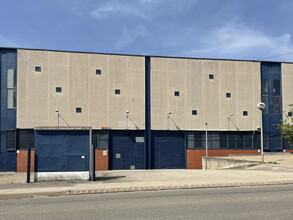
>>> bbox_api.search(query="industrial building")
[0,47,293,176]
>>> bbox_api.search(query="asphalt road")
[1,185,293,220]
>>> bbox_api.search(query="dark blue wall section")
[261,62,282,151]
[152,131,186,169]
[109,130,145,170]
[0,48,17,171]
[0,152,16,171]
[145,56,151,169]
[35,130,89,172]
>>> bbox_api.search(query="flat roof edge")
[1,46,293,64]
[34,126,92,130]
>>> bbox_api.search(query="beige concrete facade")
[282,63,293,122]
[17,49,145,129]
[151,58,262,131]
[17,49,293,132]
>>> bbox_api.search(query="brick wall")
[16,150,35,172]
[95,150,108,170]
[187,149,259,169]
[17,150,108,172]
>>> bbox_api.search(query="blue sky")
[1,0,293,61]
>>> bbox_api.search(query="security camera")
[256,126,261,131]
[55,109,59,113]
[230,113,234,116]
[126,111,129,114]
[257,102,266,110]
[168,111,172,114]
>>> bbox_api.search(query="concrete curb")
[1,180,293,200]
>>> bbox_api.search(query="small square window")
[192,110,197,115]
[174,91,180,96]
[76,107,82,113]
[115,89,120,95]
[35,66,41,72]
[288,112,292,117]
[226,93,231,98]
[243,111,248,116]
[96,69,101,75]
[56,87,62,93]
[209,74,214,79]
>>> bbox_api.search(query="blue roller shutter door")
[152,131,186,169]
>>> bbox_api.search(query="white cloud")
[89,1,152,21]
[114,25,151,50]
[55,1,293,62]
[89,0,198,21]
[57,0,91,15]
[179,20,293,61]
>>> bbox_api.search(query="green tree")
[278,104,293,145]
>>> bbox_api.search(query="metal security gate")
[109,130,145,170]
[35,129,89,172]
[152,131,186,169]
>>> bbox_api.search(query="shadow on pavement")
[95,176,126,181]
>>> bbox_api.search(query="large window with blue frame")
[284,139,293,149]
[92,130,108,149]
[7,69,17,109]
[17,129,35,149]
[187,131,261,149]
[6,130,16,151]
[6,129,35,151]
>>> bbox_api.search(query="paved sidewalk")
[1,167,293,200]
[227,152,293,167]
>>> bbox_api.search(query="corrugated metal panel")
[152,131,186,169]
[35,130,89,172]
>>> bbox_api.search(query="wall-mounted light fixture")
[55,109,60,127]
[228,113,234,131]
[54,109,70,127]
[167,111,172,129]
[126,111,129,130]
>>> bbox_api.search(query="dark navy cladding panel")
[0,49,17,171]
[109,130,145,170]
[35,130,89,172]
[261,62,282,152]
[145,56,151,169]
[0,49,17,156]
[35,130,65,172]
[68,156,86,170]
[0,152,16,171]
[152,131,186,169]
[6,110,17,129]
[66,131,89,171]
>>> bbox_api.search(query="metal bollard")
[26,147,31,183]
[91,145,95,181]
